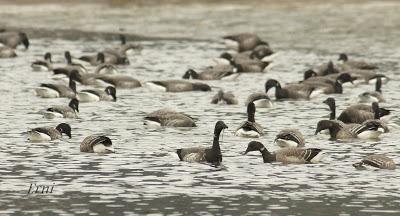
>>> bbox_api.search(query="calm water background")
[0,1,400,215]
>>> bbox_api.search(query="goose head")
[338,53,348,62]
[337,73,354,84]
[243,141,265,154]
[105,86,117,101]
[69,98,79,113]
[56,123,72,138]
[44,52,52,62]
[265,79,280,93]
[97,52,105,64]
[182,69,196,79]
[315,120,340,135]
[64,51,72,64]
[323,97,336,111]
[220,52,233,62]
[303,69,317,80]
[214,120,228,136]
[69,70,82,82]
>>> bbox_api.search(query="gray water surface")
[1,1,400,215]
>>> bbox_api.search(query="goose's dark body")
[339,53,378,70]
[337,102,387,124]
[176,121,228,165]
[96,75,141,89]
[146,80,211,92]
[223,33,268,52]
[211,90,238,105]
[145,109,196,127]
[183,66,235,80]
[266,79,314,100]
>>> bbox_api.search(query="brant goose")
[243,141,323,164]
[28,123,71,142]
[80,135,115,153]
[176,121,228,165]
[235,102,263,138]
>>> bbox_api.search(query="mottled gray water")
[1,1,400,215]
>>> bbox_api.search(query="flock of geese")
[0,30,396,170]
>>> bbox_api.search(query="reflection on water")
[1,1,400,215]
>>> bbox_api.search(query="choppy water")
[1,1,400,215]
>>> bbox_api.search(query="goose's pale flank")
[31,52,53,71]
[275,129,305,148]
[339,53,378,70]
[0,31,29,49]
[144,108,196,128]
[44,98,79,119]
[28,123,71,142]
[182,66,235,80]
[94,53,118,74]
[77,86,117,102]
[246,81,273,108]
[265,79,315,100]
[211,90,238,105]
[96,74,141,89]
[223,33,268,52]
[353,155,396,170]
[235,102,263,138]
[176,121,228,165]
[358,78,384,103]
[315,119,388,140]
[0,46,17,58]
[145,80,211,92]
[243,141,323,164]
[80,135,114,153]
